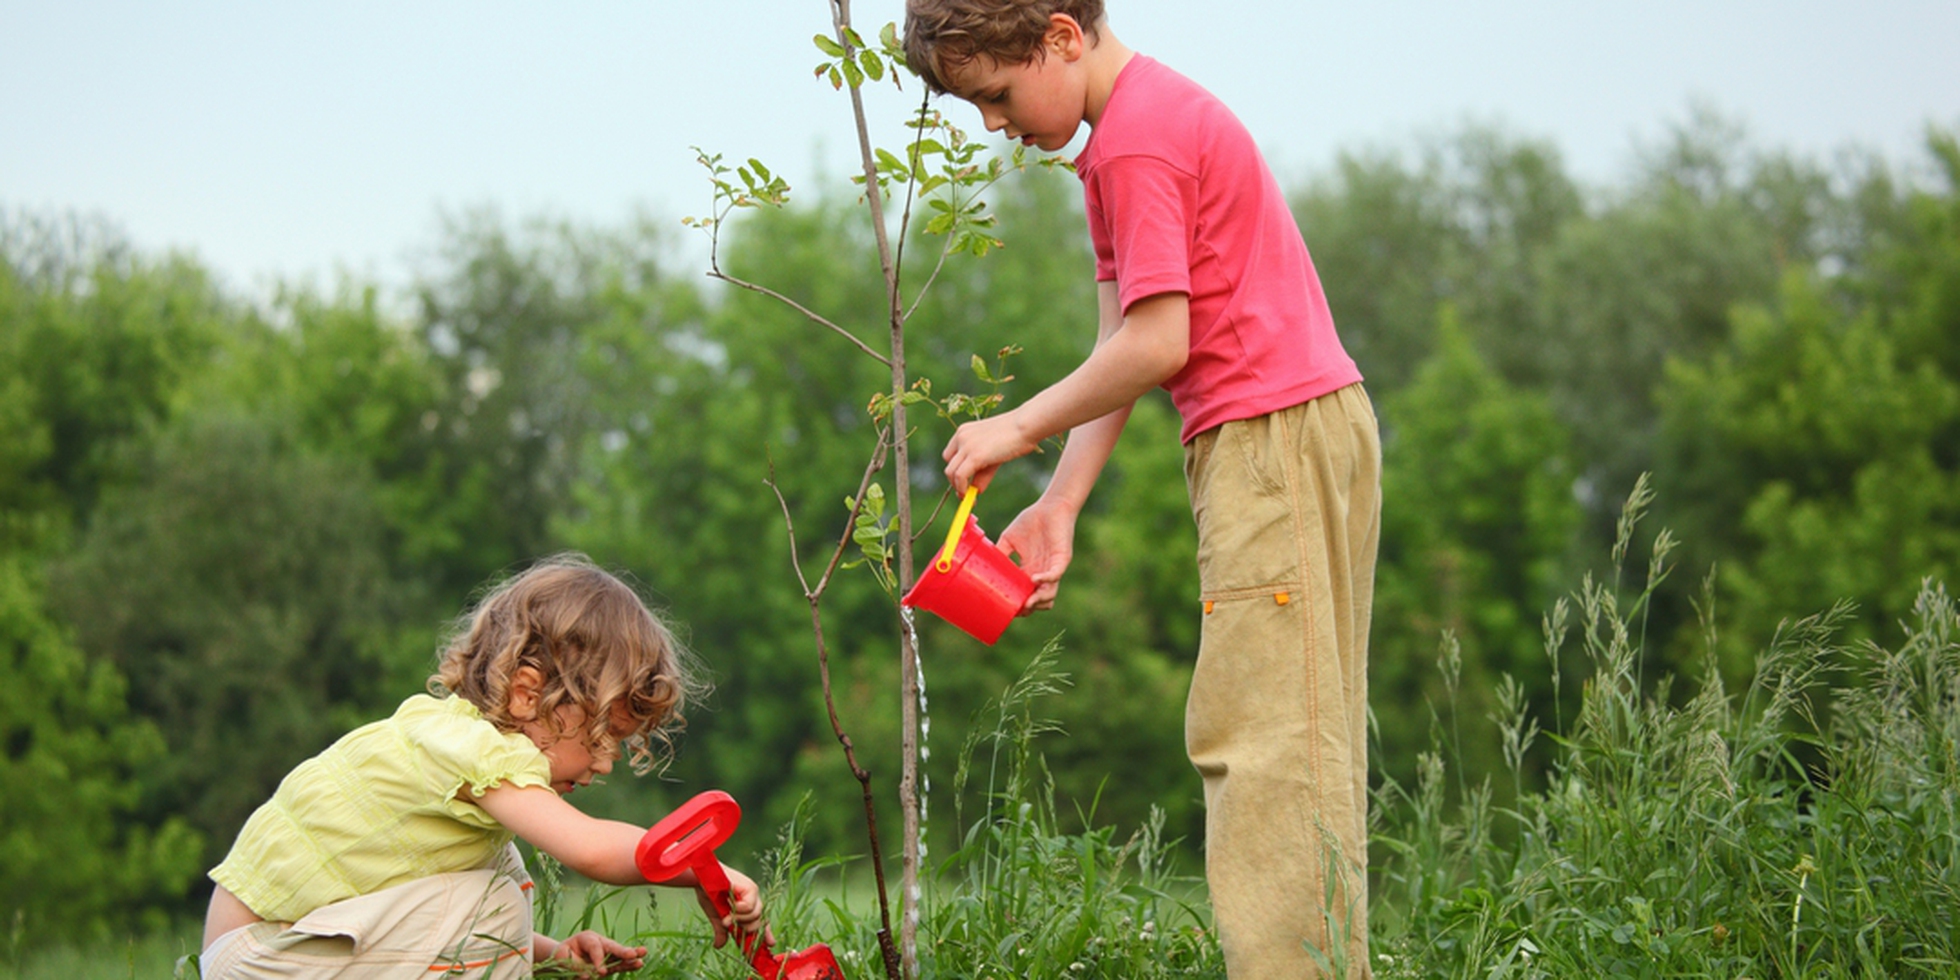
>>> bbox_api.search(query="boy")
[904,2,1380,977]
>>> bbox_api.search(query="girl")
[201,554,766,978]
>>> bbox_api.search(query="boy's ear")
[1044,12,1086,60]
[508,666,544,722]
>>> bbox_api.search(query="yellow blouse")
[210,694,551,923]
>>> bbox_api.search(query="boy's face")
[946,47,1086,153]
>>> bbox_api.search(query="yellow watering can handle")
[935,486,979,573]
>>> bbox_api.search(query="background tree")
[50,411,404,867]
[0,555,203,944]
[1657,130,1960,680]
[0,214,222,542]
[1371,310,1581,789]
[558,196,897,856]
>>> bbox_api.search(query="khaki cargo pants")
[1183,384,1379,979]
[199,844,536,979]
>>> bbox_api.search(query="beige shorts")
[200,844,535,979]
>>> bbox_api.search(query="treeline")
[3,113,1955,945]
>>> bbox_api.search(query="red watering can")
[636,790,847,980]
[900,486,1035,645]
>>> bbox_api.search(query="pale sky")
[4,1,1957,296]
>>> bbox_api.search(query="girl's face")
[524,701,635,796]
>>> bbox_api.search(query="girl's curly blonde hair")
[429,554,703,775]
[903,0,1105,95]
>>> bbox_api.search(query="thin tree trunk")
[826,2,921,977]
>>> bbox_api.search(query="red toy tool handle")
[636,790,741,914]
[636,791,783,976]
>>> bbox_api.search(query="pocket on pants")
[1187,586,1310,766]
[1186,417,1300,596]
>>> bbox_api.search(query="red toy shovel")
[636,790,847,980]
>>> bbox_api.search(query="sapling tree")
[684,3,1059,977]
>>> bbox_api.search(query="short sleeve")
[1082,153,1196,312]
[400,697,552,825]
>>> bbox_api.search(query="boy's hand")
[544,930,646,976]
[696,864,774,951]
[943,410,1038,494]
[998,499,1078,612]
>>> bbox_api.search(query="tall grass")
[525,637,1222,979]
[914,638,1221,978]
[24,484,1960,978]
[1371,479,1960,978]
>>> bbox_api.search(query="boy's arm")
[942,286,1187,494]
[982,283,1168,608]
[1041,282,1138,507]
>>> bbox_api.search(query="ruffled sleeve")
[397,696,552,828]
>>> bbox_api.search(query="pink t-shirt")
[1077,55,1360,442]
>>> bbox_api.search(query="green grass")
[1367,480,1960,978]
[11,927,201,980]
[23,483,1960,978]
[524,636,1221,980]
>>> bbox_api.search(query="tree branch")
[707,270,892,367]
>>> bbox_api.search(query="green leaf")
[812,34,846,57]
[860,50,885,82]
[971,354,996,384]
[875,148,910,179]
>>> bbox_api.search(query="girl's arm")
[474,782,647,884]
[474,782,767,943]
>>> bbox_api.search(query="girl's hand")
[696,864,773,950]
[543,930,646,976]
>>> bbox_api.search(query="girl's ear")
[508,666,545,722]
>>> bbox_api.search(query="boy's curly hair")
[429,553,704,775]
[904,0,1104,95]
